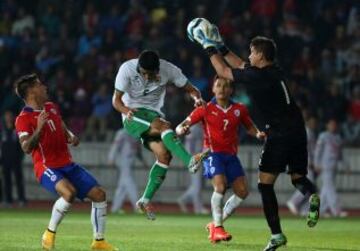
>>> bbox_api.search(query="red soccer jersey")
[15,102,72,180]
[188,99,253,155]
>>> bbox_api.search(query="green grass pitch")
[0,210,359,251]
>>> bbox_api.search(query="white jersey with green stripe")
[115,58,188,116]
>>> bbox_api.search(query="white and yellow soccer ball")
[186,17,212,42]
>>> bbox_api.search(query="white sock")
[91,201,107,240]
[211,192,224,227]
[48,197,72,232]
[223,194,243,222]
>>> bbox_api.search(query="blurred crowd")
[0,0,360,145]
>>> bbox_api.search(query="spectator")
[314,119,348,217]
[0,110,26,207]
[84,84,112,141]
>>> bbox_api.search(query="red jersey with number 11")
[187,99,253,155]
[15,102,72,180]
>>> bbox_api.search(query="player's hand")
[194,97,206,107]
[193,28,218,49]
[176,124,191,136]
[37,110,49,130]
[208,24,224,49]
[256,131,267,140]
[69,135,80,147]
[125,108,138,121]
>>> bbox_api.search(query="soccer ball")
[187,18,212,42]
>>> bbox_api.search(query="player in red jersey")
[176,76,266,243]
[14,74,118,251]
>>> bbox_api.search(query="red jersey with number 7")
[187,98,253,155]
[15,102,72,181]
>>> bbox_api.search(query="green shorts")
[123,108,162,148]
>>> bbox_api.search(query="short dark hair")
[138,50,160,71]
[250,36,277,62]
[14,73,39,99]
[213,74,233,86]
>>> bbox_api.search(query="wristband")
[218,45,230,56]
[205,46,217,57]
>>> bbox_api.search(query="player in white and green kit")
[112,50,208,220]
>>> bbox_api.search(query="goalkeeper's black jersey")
[232,64,305,134]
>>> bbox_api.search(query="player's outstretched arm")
[209,53,235,82]
[223,50,246,69]
[208,24,245,69]
[182,82,205,107]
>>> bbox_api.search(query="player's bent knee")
[159,123,171,132]
[214,185,226,194]
[237,189,249,199]
[62,189,77,202]
[158,152,172,164]
[91,187,106,202]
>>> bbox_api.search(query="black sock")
[258,183,282,234]
[291,176,317,196]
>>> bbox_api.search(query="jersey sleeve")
[15,115,33,139]
[187,106,206,125]
[114,62,131,92]
[239,105,253,129]
[162,60,188,88]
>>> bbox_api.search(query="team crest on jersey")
[234,109,240,117]
[50,174,57,182]
[133,76,143,87]
[50,108,57,114]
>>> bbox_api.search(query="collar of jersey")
[23,106,43,113]
[210,97,234,105]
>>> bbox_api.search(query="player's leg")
[259,137,290,250]
[288,136,319,227]
[148,118,208,172]
[136,141,171,220]
[65,163,118,251]
[208,174,232,243]
[223,177,248,222]
[223,156,248,222]
[259,171,287,251]
[203,154,231,243]
[40,168,76,251]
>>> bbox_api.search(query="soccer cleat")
[307,194,320,227]
[136,200,156,220]
[41,229,55,250]
[188,149,210,173]
[205,222,215,240]
[263,233,287,251]
[210,226,232,243]
[91,239,119,251]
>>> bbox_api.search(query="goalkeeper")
[189,21,320,251]
[112,50,209,220]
